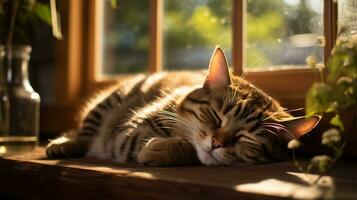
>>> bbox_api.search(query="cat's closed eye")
[209,108,221,129]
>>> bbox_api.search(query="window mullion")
[232,0,244,76]
[149,0,163,73]
[324,0,338,64]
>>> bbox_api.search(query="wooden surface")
[0,148,356,200]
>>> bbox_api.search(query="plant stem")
[319,68,324,83]
[292,150,305,173]
[7,0,20,50]
[312,142,345,185]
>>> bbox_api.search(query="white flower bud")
[316,36,326,47]
[311,155,332,171]
[311,155,331,165]
[322,128,341,145]
[315,63,324,71]
[306,55,317,67]
[288,139,300,149]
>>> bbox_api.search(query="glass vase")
[0,45,40,156]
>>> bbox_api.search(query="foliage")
[290,31,357,185]
[103,0,323,73]
[306,32,357,130]
[288,128,344,184]
[0,0,61,48]
[246,0,322,69]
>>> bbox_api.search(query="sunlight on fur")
[46,47,321,166]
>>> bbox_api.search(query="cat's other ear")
[204,46,232,90]
[276,115,321,139]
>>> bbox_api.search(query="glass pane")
[245,0,324,71]
[338,0,357,36]
[101,0,150,74]
[164,0,232,70]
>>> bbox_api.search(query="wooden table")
[0,148,356,200]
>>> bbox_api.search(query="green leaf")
[34,3,51,25]
[109,0,118,9]
[330,114,345,132]
[305,83,335,115]
[326,102,338,113]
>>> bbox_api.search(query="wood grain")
[232,0,244,76]
[149,0,163,73]
[0,148,356,200]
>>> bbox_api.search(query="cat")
[46,47,320,166]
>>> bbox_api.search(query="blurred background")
[102,0,324,74]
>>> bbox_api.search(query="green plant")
[0,0,62,50]
[306,33,357,128]
[288,31,357,184]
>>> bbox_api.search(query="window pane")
[338,0,357,36]
[101,0,149,74]
[245,0,324,71]
[163,0,232,70]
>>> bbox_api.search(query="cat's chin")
[196,148,220,165]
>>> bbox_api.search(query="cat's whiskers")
[262,122,291,134]
[235,58,258,89]
[260,128,281,138]
[261,122,286,128]
[262,108,304,122]
[155,119,194,133]
[155,121,194,138]
[156,116,198,133]
[159,110,202,131]
[231,84,241,104]
[155,111,203,138]
[227,87,236,105]
[260,122,293,139]
[233,57,264,100]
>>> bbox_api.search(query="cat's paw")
[46,137,86,158]
[138,137,199,166]
[138,138,172,166]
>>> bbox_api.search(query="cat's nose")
[212,137,223,149]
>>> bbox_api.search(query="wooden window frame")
[85,0,338,107]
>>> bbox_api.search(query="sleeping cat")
[46,47,320,166]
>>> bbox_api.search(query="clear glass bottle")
[0,45,40,156]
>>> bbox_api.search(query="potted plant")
[0,0,61,156]
[306,30,357,155]
[288,30,357,183]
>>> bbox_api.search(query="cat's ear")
[276,115,321,138]
[204,46,232,90]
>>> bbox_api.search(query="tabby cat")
[46,47,320,166]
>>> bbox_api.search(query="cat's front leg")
[138,137,200,166]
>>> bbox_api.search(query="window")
[101,0,150,74]
[87,0,338,105]
[97,0,333,77]
[163,0,232,70]
[245,0,324,71]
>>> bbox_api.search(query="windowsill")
[0,148,356,199]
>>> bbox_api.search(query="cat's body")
[46,47,320,166]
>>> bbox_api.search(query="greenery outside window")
[99,0,329,76]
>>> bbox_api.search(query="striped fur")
[46,47,319,166]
